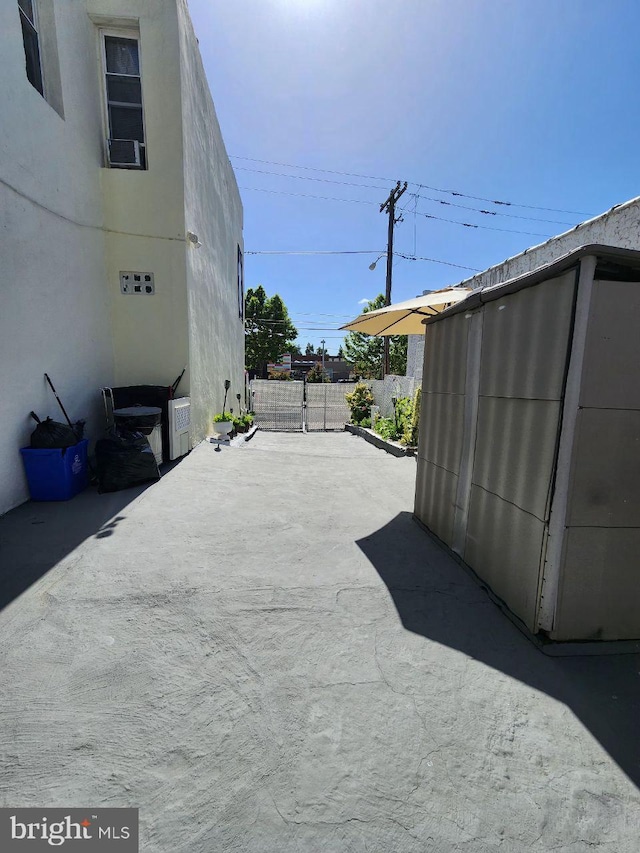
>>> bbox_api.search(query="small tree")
[345,382,374,424]
[304,342,315,355]
[306,363,330,383]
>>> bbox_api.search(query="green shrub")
[345,382,374,424]
[374,416,399,441]
[401,386,421,447]
[359,416,371,428]
[213,412,234,422]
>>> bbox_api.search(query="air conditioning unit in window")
[108,138,141,168]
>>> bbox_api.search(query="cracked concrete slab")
[0,431,639,851]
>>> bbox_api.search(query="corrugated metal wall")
[554,279,640,640]
[464,273,576,630]
[415,312,469,546]
[415,272,577,632]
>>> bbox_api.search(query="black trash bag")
[30,417,79,449]
[95,429,160,493]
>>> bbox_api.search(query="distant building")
[1,0,244,513]
[290,353,354,382]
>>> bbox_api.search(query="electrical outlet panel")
[120,271,155,295]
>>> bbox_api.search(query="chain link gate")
[250,380,357,431]
[250,380,304,431]
[305,382,356,431]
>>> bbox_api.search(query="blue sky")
[188,0,640,353]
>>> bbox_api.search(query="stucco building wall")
[0,0,114,514]
[0,0,243,514]
[177,0,244,439]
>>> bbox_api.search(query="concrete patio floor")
[0,431,639,852]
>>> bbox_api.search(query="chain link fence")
[306,382,357,431]
[249,376,418,431]
[250,380,304,431]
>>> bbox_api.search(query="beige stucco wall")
[91,0,191,389]
[1,0,243,514]
[177,0,244,439]
[0,0,114,514]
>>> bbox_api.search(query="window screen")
[104,35,146,168]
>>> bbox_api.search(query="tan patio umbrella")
[340,288,472,336]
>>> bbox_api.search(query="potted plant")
[213,411,234,438]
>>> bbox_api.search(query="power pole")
[380,181,407,377]
[320,338,326,371]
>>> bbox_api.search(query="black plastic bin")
[109,386,172,462]
[113,406,162,435]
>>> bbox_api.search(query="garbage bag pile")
[95,429,160,493]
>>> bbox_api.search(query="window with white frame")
[18,0,43,96]
[102,34,146,169]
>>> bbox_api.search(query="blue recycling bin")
[20,439,89,501]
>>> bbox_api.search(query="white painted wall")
[1,0,243,514]
[92,0,191,390]
[0,0,113,515]
[407,196,640,380]
[177,0,244,439]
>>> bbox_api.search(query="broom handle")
[44,373,74,430]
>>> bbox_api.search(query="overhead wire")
[236,165,576,226]
[239,185,553,238]
[245,248,480,271]
[231,155,595,217]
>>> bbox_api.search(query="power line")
[231,155,595,217]
[246,249,382,255]
[246,248,480,271]
[394,252,481,271]
[239,185,377,207]
[236,166,576,226]
[414,209,550,238]
[239,185,552,238]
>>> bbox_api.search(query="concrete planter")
[344,423,415,457]
[213,421,233,438]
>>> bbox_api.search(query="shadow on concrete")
[357,511,640,788]
[0,460,181,612]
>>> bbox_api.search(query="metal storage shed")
[414,244,640,643]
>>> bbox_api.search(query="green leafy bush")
[374,417,399,441]
[213,412,234,422]
[345,382,374,424]
[401,387,421,447]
